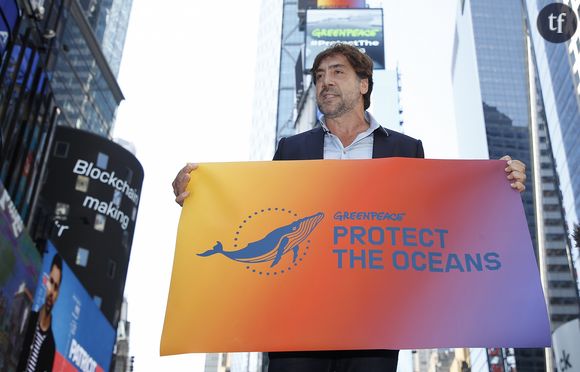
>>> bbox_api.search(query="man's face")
[44,265,62,314]
[315,54,368,118]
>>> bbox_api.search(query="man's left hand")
[500,155,526,193]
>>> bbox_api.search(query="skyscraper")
[77,0,134,77]
[525,0,580,285]
[451,0,579,370]
[0,0,133,229]
[249,0,283,160]
[0,0,139,329]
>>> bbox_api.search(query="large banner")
[305,8,385,70]
[0,182,42,372]
[161,159,550,355]
[19,242,116,372]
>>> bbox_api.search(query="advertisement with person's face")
[18,242,115,372]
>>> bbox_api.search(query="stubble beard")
[317,94,357,119]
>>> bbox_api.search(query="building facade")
[249,0,283,160]
[0,0,131,226]
[0,0,137,359]
[452,0,580,370]
[525,0,580,287]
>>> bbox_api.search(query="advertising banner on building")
[37,126,144,326]
[317,0,365,8]
[0,181,42,372]
[305,8,385,70]
[0,0,19,53]
[18,241,115,372]
[3,45,44,93]
[161,158,550,355]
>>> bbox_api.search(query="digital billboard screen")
[305,8,385,70]
[0,181,42,372]
[18,241,116,372]
[0,0,19,53]
[37,126,144,325]
[316,0,365,8]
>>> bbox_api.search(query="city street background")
[112,0,459,370]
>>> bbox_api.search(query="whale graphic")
[197,212,324,268]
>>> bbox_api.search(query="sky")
[112,0,459,370]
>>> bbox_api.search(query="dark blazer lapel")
[306,126,325,159]
[372,126,394,159]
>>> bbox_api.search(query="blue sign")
[0,0,20,53]
[28,242,115,371]
[0,181,42,372]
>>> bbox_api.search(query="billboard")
[316,0,365,8]
[0,0,19,53]
[36,126,144,325]
[18,241,115,372]
[2,45,44,93]
[305,8,385,70]
[0,181,42,372]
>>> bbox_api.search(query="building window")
[97,152,109,169]
[113,190,122,207]
[543,190,557,197]
[76,247,89,267]
[125,167,133,183]
[54,202,70,220]
[107,260,116,279]
[94,214,106,231]
[53,141,69,158]
[75,175,89,192]
[122,230,129,249]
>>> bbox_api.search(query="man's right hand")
[172,163,198,206]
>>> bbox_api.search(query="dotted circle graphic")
[235,208,311,276]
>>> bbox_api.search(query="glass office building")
[0,0,131,218]
[0,9,61,223]
[250,0,283,160]
[470,0,536,242]
[0,0,137,331]
[42,0,124,136]
[453,0,579,370]
[526,0,580,270]
[77,0,134,77]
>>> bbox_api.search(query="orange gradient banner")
[161,158,550,355]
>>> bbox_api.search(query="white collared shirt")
[320,112,380,160]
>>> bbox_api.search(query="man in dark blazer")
[172,44,527,372]
[272,119,424,161]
